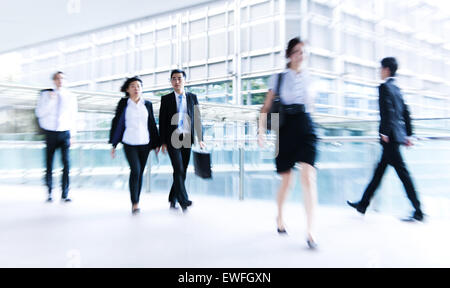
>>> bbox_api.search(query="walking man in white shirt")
[35,71,78,202]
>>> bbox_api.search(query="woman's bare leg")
[277,170,293,231]
[300,162,317,243]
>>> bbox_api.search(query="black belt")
[281,104,306,115]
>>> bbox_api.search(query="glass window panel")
[241,7,248,23]
[114,39,127,53]
[309,23,332,50]
[189,65,206,80]
[190,18,206,34]
[250,1,271,20]
[310,1,333,18]
[140,32,154,46]
[156,71,169,85]
[114,54,127,74]
[250,92,266,105]
[250,54,271,72]
[360,40,375,61]
[139,74,155,87]
[286,0,301,13]
[190,37,206,61]
[98,42,114,56]
[228,11,234,25]
[240,27,248,52]
[156,44,171,67]
[251,22,273,50]
[156,28,171,41]
[97,81,113,91]
[286,20,301,41]
[187,84,207,97]
[141,48,155,69]
[208,62,227,77]
[310,54,332,70]
[208,13,226,29]
[209,33,227,58]
[241,57,249,74]
[228,31,234,55]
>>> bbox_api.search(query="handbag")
[265,73,284,130]
[193,149,212,179]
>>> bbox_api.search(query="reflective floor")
[0,184,449,268]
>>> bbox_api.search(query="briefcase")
[193,150,212,179]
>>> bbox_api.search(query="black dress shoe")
[402,211,424,222]
[132,208,140,215]
[180,201,192,208]
[170,202,178,210]
[46,196,53,202]
[61,197,72,203]
[347,201,366,214]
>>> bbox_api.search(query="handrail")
[1,135,449,146]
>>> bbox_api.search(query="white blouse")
[122,98,150,145]
[268,68,315,112]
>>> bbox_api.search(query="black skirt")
[275,112,317,173]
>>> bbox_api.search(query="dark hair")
[52,71,64,80]
[381,57,398,77]
[120,76,143,97]
[285,37,304,58]
[170,69,186,79]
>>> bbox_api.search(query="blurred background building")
[0,0,449,217]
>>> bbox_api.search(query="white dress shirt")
[35,86,78,135]
[122,98,150,145]
[269,68,316,112]
[175,91,191,134]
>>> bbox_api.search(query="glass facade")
[1,0,448,119]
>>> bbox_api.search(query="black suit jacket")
[159,92,203,147]
[109,97,160,149]
[378,78,412,144]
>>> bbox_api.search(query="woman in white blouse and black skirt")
[109,76,160,214]
[259,37,318,249]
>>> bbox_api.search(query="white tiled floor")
[0,184,449,268]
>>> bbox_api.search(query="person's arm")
[70,93,78,142]
[148,102,161,154]
[379,84,395,142]
[109,99,126,158]
[403,102,412,137]
[257,90,276,148]
[258,74,278,137]
[258,90,275,134]
[403,100,413,146]
[35,90,54,119]
[159,96,168,153]
[192,94,204,147]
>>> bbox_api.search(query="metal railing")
[1,134,449,201]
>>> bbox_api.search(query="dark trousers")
[123,144,150,205]
[45,130,71,198]
[360,142,421,213]
[167,141,192,206]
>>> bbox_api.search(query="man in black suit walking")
[347,57,424,222]
[159,69,205,212]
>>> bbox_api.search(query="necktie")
[178,94,185,131]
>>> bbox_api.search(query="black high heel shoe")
[276,218,287,234]
[306,236,318,250]
[277,227,287,234]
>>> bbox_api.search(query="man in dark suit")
[159,69,205,212]
[347,57,424,222]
